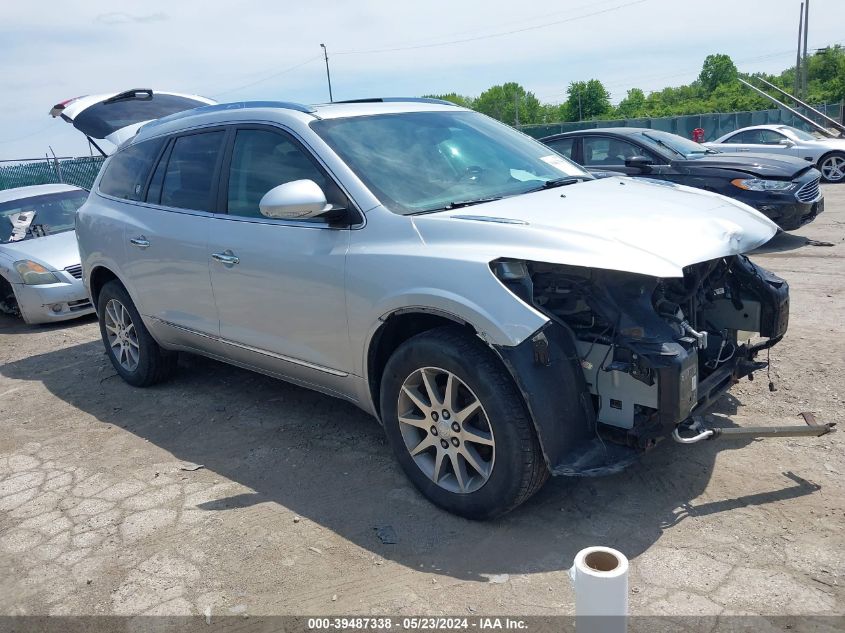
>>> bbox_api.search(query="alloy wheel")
[397,366,495,494]
[104,298,140,372]
[821,155,845,182]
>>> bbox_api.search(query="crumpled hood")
[684,152,812,177]
[0,230,81,272]
[412,177,777,278]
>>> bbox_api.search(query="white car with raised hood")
[67,97,827,518]
[706,124,845,183]
[0,184,94,324]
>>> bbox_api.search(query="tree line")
[426,46,845,127]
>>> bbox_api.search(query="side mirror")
[778,138,795,147]
[624,155,654,171]
[259,180,329,220]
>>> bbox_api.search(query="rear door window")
[723,131,751,144]
[159,131,225,212]
[545,137,575,160]
[98,138,164,201]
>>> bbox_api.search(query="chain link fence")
[0,156,105,192]
[518,103,844,140]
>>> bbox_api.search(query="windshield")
[311,111,590,215]
[780,126,817,141]
[636,130,716,158]
[0,190,87,244]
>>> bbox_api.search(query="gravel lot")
[1,185,843,621]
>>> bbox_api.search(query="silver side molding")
[153,318,348,377]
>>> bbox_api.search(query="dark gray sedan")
[541,128,824,230]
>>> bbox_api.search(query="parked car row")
[0,90,833,518]
[541,127,826,230]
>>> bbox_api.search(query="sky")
[1,0,843,160]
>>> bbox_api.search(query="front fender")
[347,257,550,377]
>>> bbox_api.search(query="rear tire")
[818,151,845,183]
[380,326,548,519]
[97,280,177,387]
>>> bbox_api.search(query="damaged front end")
[492,255,791,476]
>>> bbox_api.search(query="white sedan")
[706,124,845,183]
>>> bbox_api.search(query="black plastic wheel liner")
[494,321,640,477]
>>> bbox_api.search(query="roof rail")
[139,100,315,134]
[328,97,459,106]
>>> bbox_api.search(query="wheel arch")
[817,149,845,180]
[88,265,121,312]
[366,308,479,421]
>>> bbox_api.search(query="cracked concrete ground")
[0,185,843,622]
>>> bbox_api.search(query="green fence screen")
[0,157,106,192]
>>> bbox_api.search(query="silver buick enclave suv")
[76,98,792,518]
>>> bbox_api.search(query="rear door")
[50,89,216,153]
[207,125,353,381]
[115,129,226,345]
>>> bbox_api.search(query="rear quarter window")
[98,138,164,201]
[545,137,575,159]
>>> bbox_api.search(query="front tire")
[97,280,177,387]
[380,327,548,519]
[818,151,845,183]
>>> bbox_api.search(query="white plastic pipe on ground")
[570,546,629,633]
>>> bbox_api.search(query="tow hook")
[672,412,836,444]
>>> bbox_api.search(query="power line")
[334,0,649,56]
[347,0,628,52]
[0,123,56,145]
[208,56,321,99]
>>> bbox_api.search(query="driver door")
[207,125,353,383]
[723,129,798,157]
[581,136,664,175]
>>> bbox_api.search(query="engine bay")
[496,255,789,441]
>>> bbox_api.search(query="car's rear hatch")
[49,89,216,153]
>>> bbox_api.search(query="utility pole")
[514,92,520,127]
[578,88,583,122]
[801,0,810,98]
[794,1,804,98]
[320,43,333,103]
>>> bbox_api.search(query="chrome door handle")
[212,251,240,266]
[129,236,150,248]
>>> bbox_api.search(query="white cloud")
[1,0,843,158]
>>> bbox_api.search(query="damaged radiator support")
[493,254,831,477]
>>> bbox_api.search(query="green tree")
[565,79,611,121]
[806,45,845,103]
[424,93,476,108]
[698,54,739,93]
[616,88,647,118]
[474,82,542,126]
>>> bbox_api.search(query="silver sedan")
[0,184,95,324]
[706,124,845,183]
